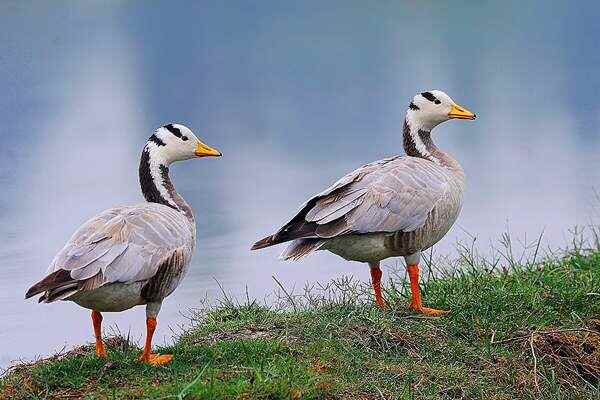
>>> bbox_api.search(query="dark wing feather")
[25,269,74,299]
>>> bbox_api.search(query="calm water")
[1,2,599,367]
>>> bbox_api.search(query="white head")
[406,90,476,131]
[145,123,221,165]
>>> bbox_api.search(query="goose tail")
[279,239,325,261]
[251,234,280,250]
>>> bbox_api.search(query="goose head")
[407,90,476,131]
[147,123,222,165]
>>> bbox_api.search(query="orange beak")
[194,141,222,157]
[448,104,476,120]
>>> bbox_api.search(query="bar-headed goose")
[252,90,475,315]
[26,124,221,365]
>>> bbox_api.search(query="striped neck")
[139,146,194,221]
[402,118,462,172]
[403,118,439,162]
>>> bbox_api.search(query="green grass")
[1,250,599,399]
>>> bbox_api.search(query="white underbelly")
[324,233,394,263]
[68,282,145,312]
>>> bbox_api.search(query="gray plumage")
[270,155,464,263]
[35,204,195,310]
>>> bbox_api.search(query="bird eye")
[182,136,188,141]
[434,99,441,105]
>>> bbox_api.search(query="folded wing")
[252,156,453,248]
[26,204,193,302]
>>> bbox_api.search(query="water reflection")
[1,2,598,367]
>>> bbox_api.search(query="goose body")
[46,203,195,313]
[253,90,475,314]
[26,123,221,364]
[279,153,465,263]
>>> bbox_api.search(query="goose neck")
[139,147,194,221]
[403,119,440,161]
[402,118,462,174]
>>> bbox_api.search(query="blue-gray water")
[1,2,598,367]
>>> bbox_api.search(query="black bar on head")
[164,124,183,138]
[421,92,440,104]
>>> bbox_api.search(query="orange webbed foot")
[140,353,173,365]
[91,310,107,358]
[95,343,107,358]
[409,304,449,316]
[406,264,449,317]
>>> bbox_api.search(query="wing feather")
[34,203,194,298]
[270,156,459,241]
[69,243,129,281]
[307,188,367,224]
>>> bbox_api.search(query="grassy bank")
[1,250,599,399]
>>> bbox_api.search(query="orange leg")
[407,264,449,316]
[369,263,386,309]
[91,310,107,358]
[139,317,173,365]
